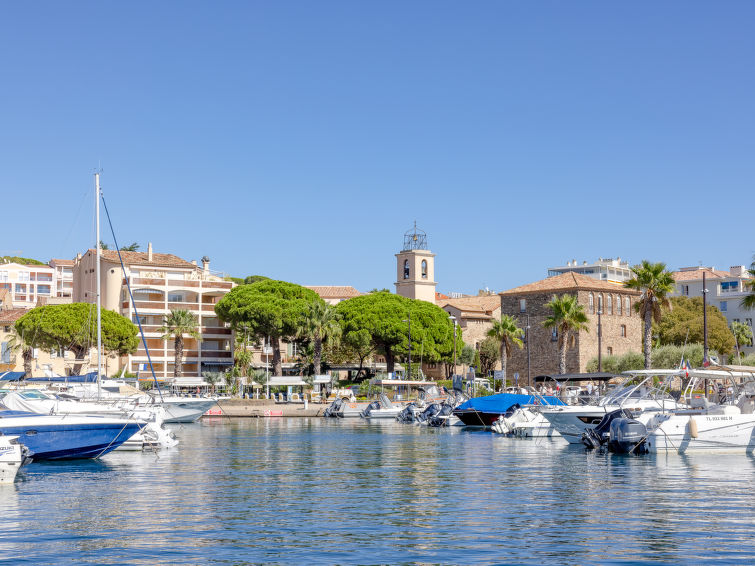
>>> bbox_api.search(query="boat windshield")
[601,374,677,407]
[18,389,55,400]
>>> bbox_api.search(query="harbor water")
[2,418,754,565]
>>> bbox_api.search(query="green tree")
[160,309,201,378]
[731,321,753,358]
[297,300,341,375]
[0,256,45,266]
[742,257,755,311]
[15,303,138,374]
[486,315,524,383]
[335,292,457,374]
[119,242,140,251]
[5,328,34,375]
[202,371,220,393]
[99,240,109,250]
[624,260,676,369]
[214,280,321,376]
[478,336,500,377]
[329,329,374,378]
[243,275,271,285]
[655,296,735,356]
[542,294,589,374]
[460,345,476,370]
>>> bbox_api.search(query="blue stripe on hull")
[0,423,141,460]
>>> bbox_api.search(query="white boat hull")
[645,413,755,453]
[0,437,26,483]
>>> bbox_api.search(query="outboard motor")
[323,397,343,418]
[608,417,649,454]
[427,404,454,427]
[582,409,633,450]
[361,401,381,418]
[396,403,418,423]
[415,403,441,425]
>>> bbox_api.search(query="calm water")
[2,418,755,565]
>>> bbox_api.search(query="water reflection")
[4,419,755,564]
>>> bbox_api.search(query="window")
[597,294,603,313]
[681,285,689,296]
[589,293,594,314]
[15,283,25,294]
[0,271,8,282]
[519,299,526,313]
[721,281,739,292]
[18,272,29,282]
[421,260,427,279]
[616,295,622,316]
[607,347,613,356]
[607,295,613,315]
[625,297,630,316]
[746,318,753,327]
[168,293,184,302]
[37,285,51,295]
[403,260,410,279]
[551,328,558,342]
[720,301,727,312]
[621,325,626,337]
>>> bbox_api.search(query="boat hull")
[453,409,501,427]
[0,414,141,460]
[646,413,755,453]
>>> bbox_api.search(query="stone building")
[395,223,436,304]
[438,295,502,374]
[499,272,642,383]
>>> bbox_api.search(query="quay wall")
[208,399,328,418]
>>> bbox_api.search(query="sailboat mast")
[95,172,102,399]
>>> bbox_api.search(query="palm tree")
[6,329,33,375]
[543,294,589,375]
[202,371,220,394]
[486,315,524,385]
[624,260,675,369]
[742,257,755,311]
[731,321,753,359]
[160,309,201,378]
[297,301,341,375]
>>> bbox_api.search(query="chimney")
[730,265,745,277]
[148,242,153,262]
[191,260,197,266]
[202,255,210,275]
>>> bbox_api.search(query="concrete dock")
[207,398,329,418]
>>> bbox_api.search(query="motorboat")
[607,367,755,454]
[491,406,561,438]
[361,394,403,419]
[453,392,564,427]
[0,389,179,451]
[0,410,142,460]
[539,370,686,444]
[323,397,370,418]
[0,435,30,483]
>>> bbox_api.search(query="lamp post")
[597,310,603,372]
[403,313,412,379]
[449,314,457,377]
[526,314,531,387]
[703,271,709,364]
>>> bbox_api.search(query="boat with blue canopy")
[453,392,565,427]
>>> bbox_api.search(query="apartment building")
[73,244,235,384]
[547,257,632,283]
[0,261,56,308]
[49,258,74,298]
[671,265,754,355]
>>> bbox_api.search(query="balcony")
[202,326,232,335]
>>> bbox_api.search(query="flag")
[702,356,711,368]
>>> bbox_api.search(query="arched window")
[421,260,427,279]
[589,293,594,314]
[616,295,622,315]
[607,294,613,315]
[598,294,603,313]
[625,297,631,316]
[403,260,410,279]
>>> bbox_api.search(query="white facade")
[0,262,56,308]
[548,257,632,283]
[672,266,754,355]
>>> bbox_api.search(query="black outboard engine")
[361,400,380,418]
[582,409,633,450]
[608,417,649,454]
[396,403,417,423]
[427,404,454,427]
[415,403,441,424]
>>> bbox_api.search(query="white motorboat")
[539,370,687,444]
[0,435,29,483]
[361,394,403,419]
[491,407,561,438]
[609,367,755,454]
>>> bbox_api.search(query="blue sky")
[2,2,753,294]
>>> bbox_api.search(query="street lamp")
[597,310,603,373]
[449,314,457,377]
[402,313,411,379]
[526,314,531,387]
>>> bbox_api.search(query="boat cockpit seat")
[688,394,711,410]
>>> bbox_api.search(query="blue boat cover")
[26,371,99,383]
[0,371,26,381]
[456,393,565,413]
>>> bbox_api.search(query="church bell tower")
[395,222,436,304]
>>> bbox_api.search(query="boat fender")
[688,416,698,439]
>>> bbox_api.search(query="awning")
[265,375,307,386]
[534,372,619,383]
[0,371,25,382]
[26,371,98,383]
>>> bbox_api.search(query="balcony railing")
[202,327,232,335]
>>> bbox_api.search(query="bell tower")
[395,222,436,304]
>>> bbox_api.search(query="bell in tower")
[395,221,436,304]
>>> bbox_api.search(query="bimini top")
[0,372,26,382]
[26,371,99,383]
[456,393,564,414]
[535,372,619,383]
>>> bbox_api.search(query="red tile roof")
[500,272,639,295]
[439,296,501,314]
[672,268,734,281]
[89,249,196,269]
[0,308,29,324]
[50,259,75,266]
[305,286,362,299]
